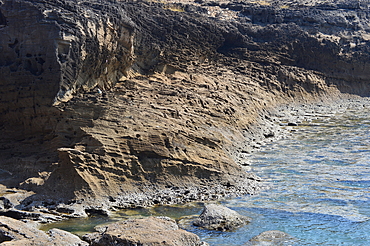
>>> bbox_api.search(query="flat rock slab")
[193,204,251,231]
[0,215,88,246]
[83,216,208,246]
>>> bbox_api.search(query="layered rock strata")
[0,0,369,213]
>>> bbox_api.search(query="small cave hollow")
[0,10,7,27]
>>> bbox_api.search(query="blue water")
[206,106,370,245]
[43,104,370,245]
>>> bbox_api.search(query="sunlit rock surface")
[0,0,369,211]
[83,216,208,246]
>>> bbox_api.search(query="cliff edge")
[0,0,369,211]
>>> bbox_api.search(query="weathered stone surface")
[0,215,88,245]
[193,204,251,231]
[0,215,49,243]
[0,0,370,212]
[243,230,297,246]
[83,216,208,246]
[47,228,89,246]
[0,208,64,223]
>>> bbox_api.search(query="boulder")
[243,230,297,246]
[47,228,89,246]
[83,216,208,246]
[0,215,49,243]
[193,204,251,231]
[0,215,88,246]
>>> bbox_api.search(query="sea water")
[42,103,370,245]
[209,104,370,245]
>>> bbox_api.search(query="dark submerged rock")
[243,230,297,246]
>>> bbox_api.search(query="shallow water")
[216,104,370,245]
[42,102,370,245]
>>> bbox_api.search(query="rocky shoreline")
[1,0,370,244]
[0,96,369,245]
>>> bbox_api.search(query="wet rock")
[83,216,208,246]
[243,230,297,246]
[193,204,251,231]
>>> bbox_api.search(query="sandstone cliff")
[0,0,369,211]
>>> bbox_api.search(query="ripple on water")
[223,104,370,244]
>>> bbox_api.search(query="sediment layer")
[0,0,369,213]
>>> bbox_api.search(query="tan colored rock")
[1,0,370,211]
[83,216,207,246]
[0,216,49,242]
[0,216,87,246]
[47,228,89,246]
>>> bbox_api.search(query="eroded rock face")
[193,204,251,231]
[0,0,135,203]
[83,216,208,246]
[0,0,135,150]
[0,0,370,210]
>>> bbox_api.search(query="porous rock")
[193,204,251,231]
[1,0,370,211]
[83,216,208,246]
